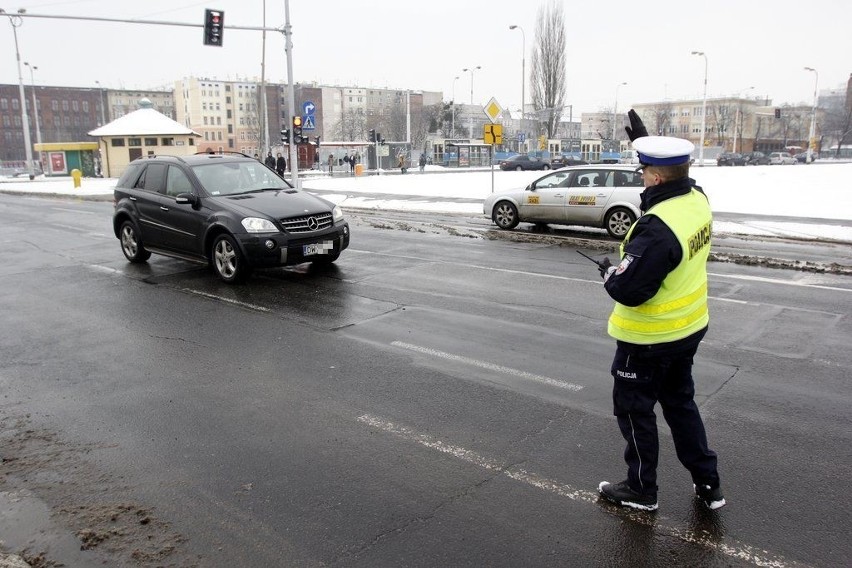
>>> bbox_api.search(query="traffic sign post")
[482,98,503,194]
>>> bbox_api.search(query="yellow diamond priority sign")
[483,97,503,123]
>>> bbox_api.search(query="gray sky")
[1,0,849,116]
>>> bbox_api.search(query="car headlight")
[241,217,278,233]
[332,205,344,222]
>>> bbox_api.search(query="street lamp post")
[509,25,525,150]
[691,51,708,166]
[462,66,480,139]
[2,8,35,179]
[804,66,818,164]
[451,75,459,138]
[612,81,627,144]
[24,62,42,169]
[95,80,107,125]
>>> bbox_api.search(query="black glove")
[624,109,648,142]
[598,257,613,278]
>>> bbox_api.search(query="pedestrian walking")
[276,153,286,176]
[264,151,275,169]
[419,153,427,172]
[596,109,725,513]
[328,154,334,174]
[398,152,407,174]
[349,152,356,174]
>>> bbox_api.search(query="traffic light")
[368,128,376,142]
[203,9,224,46]
[292,116,303,140]
[280,128,290,143]
[774,108,781,119]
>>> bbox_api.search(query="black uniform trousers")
[610,327,719,496]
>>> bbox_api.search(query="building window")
[217,117,221,125]
[82,101,89,113]
[128,137,142,146]
[161,138,174,146]
[52,100,58,111]
[145,137,158,146]
[72,101,79,112]
[64,116,71,126]
[228,138,234,148]
[0,98,6,110]
[2,116,9,127]
[204,117,209,125]
[62,100,69,111]
[217,132,222,141]
[12,98,19,110]
[111,138,126,147]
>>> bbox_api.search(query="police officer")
[597,110,725,512]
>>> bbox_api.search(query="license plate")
[303,242,332,256]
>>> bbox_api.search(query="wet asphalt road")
[0,193,850,567]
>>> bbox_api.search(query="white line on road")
[391,341,583,392]
[357,413,794,568]
[51,207,95,215]
[182,289,272,312]
[708,272,852,293]
[350,248,849,294]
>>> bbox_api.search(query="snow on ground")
[2,163,850,242]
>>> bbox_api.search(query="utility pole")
[283,0,299,188]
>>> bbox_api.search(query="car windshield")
[191,161,292,196]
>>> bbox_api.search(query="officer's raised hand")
[625,109,648,142]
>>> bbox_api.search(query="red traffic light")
[203,9,224,47]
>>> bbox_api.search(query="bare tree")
[530,0,567,139]
[643,102,673,136]
[334,107,365,141]
[823,75,852,156]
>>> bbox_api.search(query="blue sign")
[518,133,526,143]
[302,114,316,131]
[302,101,316,116]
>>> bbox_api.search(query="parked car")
[483,165,645,239]
[551,155,589,168]
[619,150,639,164]
[716,152,747,166]
[794,151,818,163]
[768,152,796,165]
[498,154,552,171]
[113,153,350,283]
[742,151,770,165]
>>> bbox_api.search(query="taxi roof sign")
[483,97,503,123]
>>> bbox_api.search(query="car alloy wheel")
[212,234,249,283]
[605,207,635,239]
[119,220,151,263]
[515,166,523,171]
[493,201,519,230]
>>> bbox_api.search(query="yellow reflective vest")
[608,189,712,345]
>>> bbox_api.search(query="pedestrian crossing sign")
[303,115,316,131]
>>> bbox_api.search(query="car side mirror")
[175,193,198,206]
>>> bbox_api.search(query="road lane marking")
[357,414,795,568]
[51,207,95,215]
[708,272,852,293]
[182,289,272,312]
[350,248,850,294]
[391,341,583,392]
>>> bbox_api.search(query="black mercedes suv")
[112,153,349,283]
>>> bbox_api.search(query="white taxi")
[483,165,645,239]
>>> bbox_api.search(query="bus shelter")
[444,143,492,168]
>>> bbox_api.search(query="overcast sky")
[1,0,849,116]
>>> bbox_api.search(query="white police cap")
[633,136,695,166]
